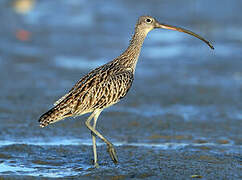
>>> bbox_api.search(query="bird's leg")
[91,111,101,168]
[86,112,98,167]
[85,109,118,164]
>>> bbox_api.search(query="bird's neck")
[116,29,147,71]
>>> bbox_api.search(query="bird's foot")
[94,162,99,168]
[107,145,118,163]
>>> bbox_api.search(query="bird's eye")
[146,18,152,23]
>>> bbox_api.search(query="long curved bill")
[156,22,214,50]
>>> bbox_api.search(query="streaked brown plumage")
[38,15,213,167]
[39,64,134,127]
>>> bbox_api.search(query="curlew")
[38,16,214,167]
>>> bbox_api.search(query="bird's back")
[39,61,134,127]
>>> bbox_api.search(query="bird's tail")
[38,106,70,127]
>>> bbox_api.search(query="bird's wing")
[92,69,134,109]
[70,68,134,114]
[54,92,71,106]
[39,68,133,127]
[60,67,133,113]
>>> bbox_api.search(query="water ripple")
[0,163,35,173]
[0,139,237,149]
[54,56,105,70]
[143,45,183,59]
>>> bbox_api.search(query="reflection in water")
[0,162,90,178]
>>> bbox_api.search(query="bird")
[38,15,214,167]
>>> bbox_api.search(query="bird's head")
[136,15,214,49]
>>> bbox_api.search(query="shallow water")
[0,0,241,179]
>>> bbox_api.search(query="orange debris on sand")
[16,29,31,41]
